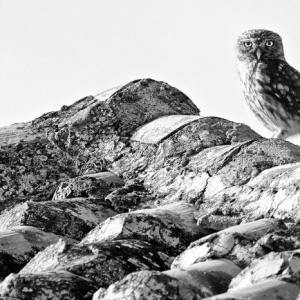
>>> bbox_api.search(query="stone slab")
[81,171,124,184]
[94,86,122,101]
[131,115,202,144]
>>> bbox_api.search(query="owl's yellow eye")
[266,41,274,47]
[244,41,252,47]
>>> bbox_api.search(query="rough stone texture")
[201,162,300,224]
[0,226,76,280]
[111,116,262,205]
[255,225,300,252]
[52,174,123,201]
[172,219,285,269]
[206,279,300,300]
[0,135,77,208]
[131,115,203,144]
[81,202,205,255]
[104,178,155,212]
[19,239,172,288]
[93,271,181,300]
[42,78,200,165]
[0,198,117,240]
[94,259,241,300]
[0,79,198,209]
[230,250,300,289]
[2,79,300,299]
[0,271,97,300]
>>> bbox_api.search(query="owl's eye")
[244,41,252,47]
[266,41,274,47]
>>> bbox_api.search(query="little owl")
[236,29,300,140]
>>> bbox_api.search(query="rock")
[0,137,78,208]
[52,173,123,201]
[202,162,300,223]
[3,79,300,299]
[0,198,117,240]
[255,225,300,252]
[0,226,76,280]
[93,271,181,300]
[104,178,155,212]
[81,171,124,184]
[131,115,204,144]
[206,279,300,300]
[0,271,97,300]
[164,259,241,298]
[81,202,206,255]
[0,79,197,209]
[94,259,241,300]
[172,218,285,269]
[19,239,172,288]
[112,116,262,204]
[43,79,199,162]
[230,250,300,289]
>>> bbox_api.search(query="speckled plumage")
[236,29,300,139]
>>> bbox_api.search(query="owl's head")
[236,29,285,62]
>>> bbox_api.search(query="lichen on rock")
[1,79,300,299]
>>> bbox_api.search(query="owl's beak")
[255,47,262,60]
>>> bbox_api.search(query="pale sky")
[1,0,300,138]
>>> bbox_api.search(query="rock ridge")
[0,78,300,299]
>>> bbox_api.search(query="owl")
[236,29,300,140]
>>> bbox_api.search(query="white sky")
[1,0,300,138]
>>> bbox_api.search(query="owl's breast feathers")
[237,58,300,132]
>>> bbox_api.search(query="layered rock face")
[1,78,300,299]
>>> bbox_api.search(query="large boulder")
[18,239,172,289]
[0,271,97,300]
[0,198,117,240]
[94,259,241,300]
[0,79,198,207]
[81,202,206,256]
[0,226,75,280]
[172,218,285,269]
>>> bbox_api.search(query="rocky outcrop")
[81,202,206,255]
[1,78,300,299]
[95,259,241,300]
[0,271,97,300]
[0,226,76,280]
[0,198,117,240]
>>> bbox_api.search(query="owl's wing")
[260,60,300,115]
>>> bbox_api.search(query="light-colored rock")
[131,115,203,144]
[206,279,300,300]
[0,198,117,240]
[205,162,300,223]
[81,202,206,255]
[0,123,40,147]
[230,250,300,289]
[45,78,199,162]
[112,117,262,204]
[172,218,285,269]
[0,226,77,279]
[19,239,172,288]
[0,226,76,254]
[52,174,123,201]
[93,259,241,300]
[81,171,124,184]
